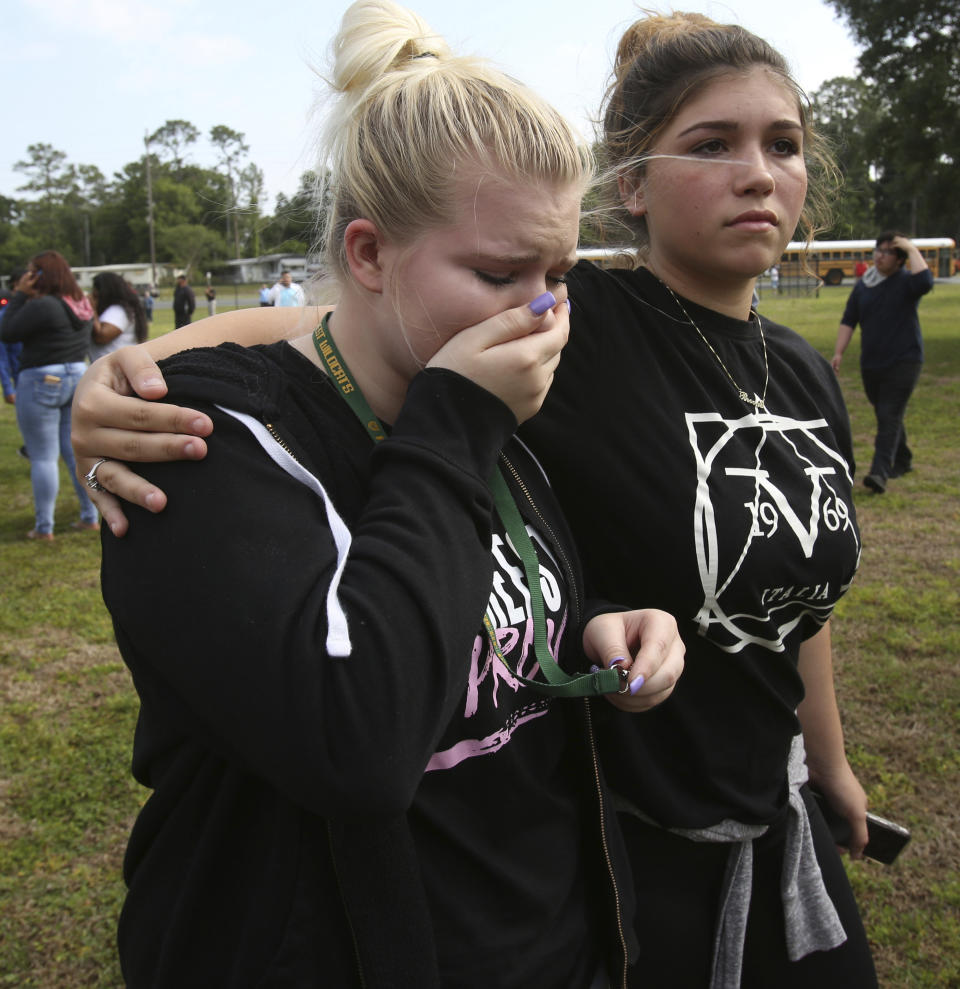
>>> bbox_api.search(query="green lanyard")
[312,314,626,699]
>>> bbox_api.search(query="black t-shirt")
[840,265,932,369]
[411,511,596,989]
[523,262,861,828]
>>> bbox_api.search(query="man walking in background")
[173,275,196,329]
[832,232,933,494]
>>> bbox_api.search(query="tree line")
[0,120,321,281]
[813,0,958,243]
[1,1,955,277]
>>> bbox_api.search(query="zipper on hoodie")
[583,698,629,988]
[326,821,368,988]
[265,422,297,459]
[500,450,628,986]
[267,419,367,984]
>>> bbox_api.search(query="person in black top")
[832,232,933,493]
[172,274,195,328]
[69,3,685,986]
[527,14,876,986]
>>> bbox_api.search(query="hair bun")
[613,11,718,78]
[330,0,450,98]
[316,0,590,283]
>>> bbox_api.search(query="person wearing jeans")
[1,252,100,539]
[16,362,99,536]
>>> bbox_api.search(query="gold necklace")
[662,282,769,412]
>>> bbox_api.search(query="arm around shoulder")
[145,306,329,361]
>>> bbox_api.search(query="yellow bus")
[778,237,956,284]
[578,237,957,284]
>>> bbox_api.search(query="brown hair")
[92,271,149,343]
[30,250,84,301]
[596,11,836,257]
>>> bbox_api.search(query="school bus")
[777,237,956,284]
[578,237,957,284]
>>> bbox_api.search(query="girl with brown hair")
[2,249,99,539]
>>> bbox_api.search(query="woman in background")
[90,271,149,363]
[2,250,98,540]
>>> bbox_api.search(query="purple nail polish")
[629,674,646,696]
[610,657,628,668]
[565,298,572,313]
[529,291,556,316]
[589,664,601,674]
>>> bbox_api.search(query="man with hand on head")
[832,232,933,494]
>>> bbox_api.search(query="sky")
[4,0,860,213]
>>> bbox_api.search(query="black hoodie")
[102,341,635,988]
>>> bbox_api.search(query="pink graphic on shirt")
[425,702,550,771]
[426,526,568,773]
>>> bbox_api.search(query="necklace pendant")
[660,279,769,415]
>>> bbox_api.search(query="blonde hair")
[316,0,592,280]
[596,11,837,259]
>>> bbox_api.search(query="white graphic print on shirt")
[686,408,860,654]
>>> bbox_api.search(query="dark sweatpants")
[862,361,922,480]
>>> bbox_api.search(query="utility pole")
[144,132,158,289]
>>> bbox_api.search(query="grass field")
[1,285,957,986]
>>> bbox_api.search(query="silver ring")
[84,458,110,492]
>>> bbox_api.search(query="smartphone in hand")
[811,788,911,865]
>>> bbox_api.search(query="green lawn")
[1,284,957,986]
